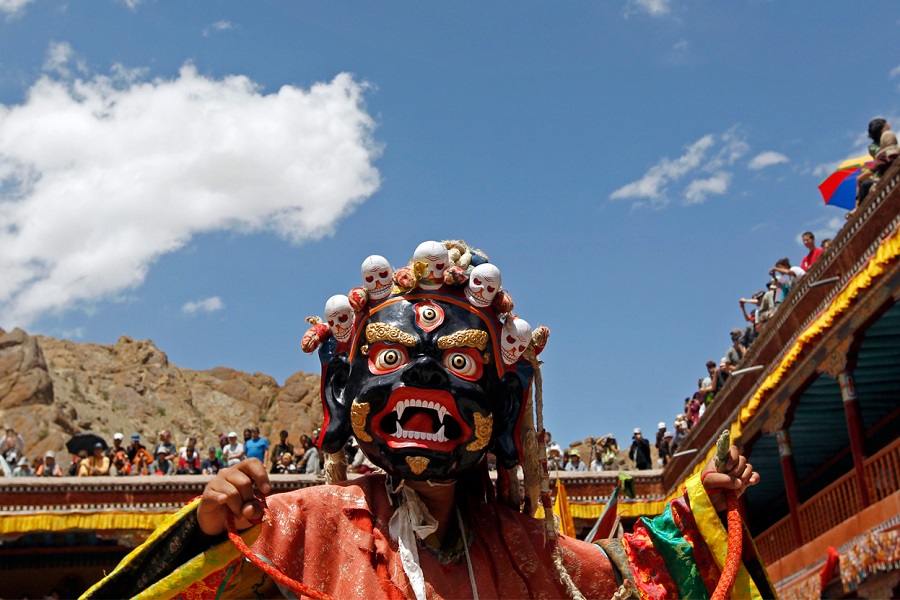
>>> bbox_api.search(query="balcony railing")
[798,469,859,542]
[755,515,795,566]
[865,437,900,504]
[755,436,900,564]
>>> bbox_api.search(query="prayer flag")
[619,471,635,499]
[584,484,620,543]
[553,479,576,537]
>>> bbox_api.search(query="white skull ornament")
[361,255,393,300]
[413,241,449,291]
[324,295,355,344]
[501,317,532,365]
[464,263,502,308]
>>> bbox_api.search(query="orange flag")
[553,479,576,537]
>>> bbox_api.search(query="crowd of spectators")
[0,424,338,479]
[639,116,898,466]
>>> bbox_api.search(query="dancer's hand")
[700,445,758,512]
[197,459,271,536]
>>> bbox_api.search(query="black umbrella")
[66,433,108,456]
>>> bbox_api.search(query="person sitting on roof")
[149,449,175,476]
[36,451,63,477]
[800,231,823,271]
[273,452,298,474]
[12,456,34,477]
[110,449,132,476]
[177,445,202,475]
[722,328,747,375]
[866,118,888,158]
[857,129,900,205]
[565,448,587,472]
[659,430,674,466]
[629,427,652,470]
[78,443,110,477]
[0,426,25,465]
[770,258,805,304]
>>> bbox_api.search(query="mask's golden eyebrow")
[365,323,417,347]
[437,330,488,351]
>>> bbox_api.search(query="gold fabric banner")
[0,511,173,535]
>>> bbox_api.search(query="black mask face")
[319,293,524,481]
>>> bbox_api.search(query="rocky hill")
[0,327,322,462]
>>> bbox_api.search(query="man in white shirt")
[224,432,245,467]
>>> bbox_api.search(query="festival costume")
[83,240,776,599]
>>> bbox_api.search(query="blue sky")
[1,1,898,448]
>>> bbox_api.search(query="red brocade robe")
[83,474,775,599]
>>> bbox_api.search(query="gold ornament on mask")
[466,412,493,451]
[437,329,488,351]
[365,323,416,347]
[406,456,430,475]
[351,401,372,442]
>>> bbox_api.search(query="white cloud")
[42,42,88,78]
[625,0,672,17]
[42,42,74,76]
[673,40,688,51]
[117,0,144,10]
[203,20,234,37]
[610,127,753,208]
[610,135,714,208]
[706,126,749,170]
[0,0,34,16]
[748,151,789,170]
[0,47,380,327]
[890,65,900,79]
[182,296,224,315]
[683,171,731,205]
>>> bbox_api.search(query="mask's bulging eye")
[414,300,444,332]
[442,348,483,381]
[369,344,409,374]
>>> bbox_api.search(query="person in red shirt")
[176,445,202,475]
[800,231,823,271]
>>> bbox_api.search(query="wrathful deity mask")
[305,240,548,482]
[320,294,525,481]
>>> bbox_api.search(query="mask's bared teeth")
[435,425,446,442]
[396,400,406,420]
[397,425,406,439]
[438,406,448,423]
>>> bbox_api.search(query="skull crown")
[303,240,548,369]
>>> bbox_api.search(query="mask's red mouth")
[372,387,471,452]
